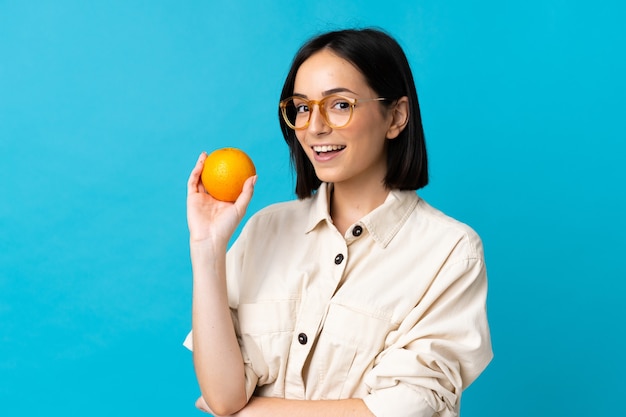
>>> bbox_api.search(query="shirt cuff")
[363,384,437,417]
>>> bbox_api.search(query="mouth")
[312,145,346,156]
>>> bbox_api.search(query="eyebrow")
[293,87,357,98]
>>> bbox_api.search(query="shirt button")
[334,254,344,265]
[352,225,363,236]
[297,333,308,345]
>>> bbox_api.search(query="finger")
[187,152,207,194]
[233,175,257,218]
[197,178,208,195]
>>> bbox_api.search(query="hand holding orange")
[201,148,256,202]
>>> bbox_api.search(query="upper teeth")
[313,145,345,153]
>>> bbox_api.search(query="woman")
[185,28,492,417]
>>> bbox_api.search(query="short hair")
[278,28,429,199]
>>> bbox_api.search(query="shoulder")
[239,197,313,237]
[250,197,311,222]
[253,197,310,217]
[411,196,484,259]
[415,197,480,237]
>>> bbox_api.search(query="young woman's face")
[293,49,396,189]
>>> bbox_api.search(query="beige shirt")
[184,183,492,417]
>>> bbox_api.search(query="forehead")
[293,49,370,96]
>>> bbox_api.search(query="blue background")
[1,1,624,416]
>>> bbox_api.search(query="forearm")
[191,241,247,415]
[236,397,375,417]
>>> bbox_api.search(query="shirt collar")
[305,182,334,233]
[305,183,419,248]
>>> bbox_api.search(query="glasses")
[279,94,388,130]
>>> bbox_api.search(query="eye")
[328,97,352,112]
[292,100,310,114]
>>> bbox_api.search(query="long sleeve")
[362,256,492,417]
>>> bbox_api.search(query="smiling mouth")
[313,145,346,155]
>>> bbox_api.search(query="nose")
[307,103,331,135]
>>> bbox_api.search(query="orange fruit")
[201,147,256,202]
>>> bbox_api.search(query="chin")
[312,167,337,183]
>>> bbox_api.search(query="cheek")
[295,132,308,149]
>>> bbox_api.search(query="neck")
[330,181,389,235]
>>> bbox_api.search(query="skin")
[293,49,409,234]
[187,48,409,416]
[187,152,255,416]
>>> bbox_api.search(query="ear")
[386,96,409,139]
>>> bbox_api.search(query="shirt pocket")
[237,300,298,389]
[313,302,397,399]
[238,300,298,335]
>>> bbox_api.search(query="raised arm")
[187,152,256,416]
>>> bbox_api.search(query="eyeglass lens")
[283,95,353,129]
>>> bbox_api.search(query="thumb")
[233,175,257,218]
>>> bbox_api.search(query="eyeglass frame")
[279,94,389,130]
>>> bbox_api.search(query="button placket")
[285,230,349,398]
